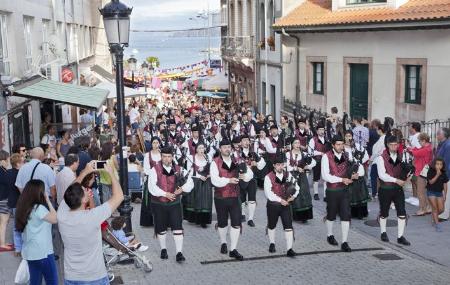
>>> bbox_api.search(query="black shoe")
[241,215,246,222]
[54,255,60,261]
[269,243,276,253]
[176,252,185,263]
[160,249,168,259]
[397,236,411,246]
[341,242,352,252]
[381,232,389,242]
[327,235,338,246]
[220,243,228,254]
[438,218,448,222]
[287,248,296,257]
[323,197,327,202]
[229,249,244,261]
[314,194,319,200]
[247,220,255,227]
[201,223,207,228]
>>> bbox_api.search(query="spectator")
[55,154,79,206]
[369,121,386,198]
[111,216,148,252]
[57,130,73,158]
[80,172,97,209]
[75,136,92,176]
[57,162,124,284]
[408,122,422,149]
[129,104,140,132]
[15,180,58,285]
[80,109,94,129]
[15,147,56,204]
[352,116,370,148]
[426,158,448,232]
[436,128,450,220]
[99,142,119,203]
[7,154,24,256]
[367,119,381,157]
[409,133,433,216]
[41,125,57,152]
[12,143,29,160]
[0,150,11,252]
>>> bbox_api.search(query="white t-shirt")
[55,167,76,205]
[57,202,112,282]
[129,108,140,124]
[102,112,110,125]
[41,134,56,148]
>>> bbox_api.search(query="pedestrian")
[7,153,24,256]
[57,162,123,284]
[57,130,73,158]
[0,150,12,252]
[426,158,448,232]
[98,142,118,203]
[408,133,433,216]
[55,153,79,206]
[436,128,450,220]
[15,180,58,285]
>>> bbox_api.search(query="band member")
[240,134,266,227]
[210,139,253,260]
[309,123,329,201]
[286,137,316,222]
[253,127,269,188]
[376,135,411,246]
[321,135,361,252]
[140,137,162,227]
[343,131,370,219]
[184,142,214,228]
[182,126,201,156]
[295,118,311,151]
[149,146,194,262]
[264,125,282,170]
[264,155,298,257]
[167,119,183,145]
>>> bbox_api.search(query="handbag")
[420,164,430,178]
[14,259,29,284]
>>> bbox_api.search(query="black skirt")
[140,179,154,227]
[184,177,213,225]
[348,177,370,219]
[291,172,313,221]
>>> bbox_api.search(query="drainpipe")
[281,28,300,107]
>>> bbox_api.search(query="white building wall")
[285,29,450,121]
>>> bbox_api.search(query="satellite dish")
[48,34,65,59]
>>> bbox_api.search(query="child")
[111,217,148,252]
[426,158,448,232]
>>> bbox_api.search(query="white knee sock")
[248,201,256,221]
[285,230,294,250]
[218,226,228,244]
[313,182,319,195]
[326,220,334,237]
[398,218,406,238]
[341,221,349,243]
[157,232,167,250]
[173,232,183,253]
[230,227,240,251]
[379,217,387,233]
[268,228,276,244]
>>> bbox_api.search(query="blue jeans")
[64,276,110,285]
[12,208,23,253]
[27,254,58,285]
[370,164,378,197]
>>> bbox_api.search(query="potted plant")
[267,36,275,51]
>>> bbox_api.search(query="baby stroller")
[101,221,152,281]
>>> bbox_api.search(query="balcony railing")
[221,36,255,59]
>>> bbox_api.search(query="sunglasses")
[20,149,27,152]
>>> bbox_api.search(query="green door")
[349,64,369,119]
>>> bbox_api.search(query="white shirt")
[143,151,161,176]
[41,134,56,148]
[285,151,316,172]
[370,134,386,163]
[129,108,140,124]
[102,112,109,125]
[148,164,194,197]
[210,156,253,188]
[409,133,421,149]
[321,150,364,183]
[264,171,299,203]
[375,152,401,183]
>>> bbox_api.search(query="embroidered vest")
[325,151,348,189]
[213,156,239,198]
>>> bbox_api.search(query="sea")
[126,33,221,69]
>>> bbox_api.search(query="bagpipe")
[231,153,247,177]
[400,149,415,181]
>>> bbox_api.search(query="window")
[0,14,10,75]
[23,17,33,71]
[42,20,50,64]
[405,65,421,104]
[313,62,324,94]
[347,0,386,4]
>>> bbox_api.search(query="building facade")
[0,0,110,151]
[221,0,257,106]
[275,0,450,123]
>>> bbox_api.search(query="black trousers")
[240,179,257,203]
[266,202,293,230]
[326,189,351,221]
[215,197,241,228]
[378,187,406,218]
[152,202,183,234]
[312,158,322,182]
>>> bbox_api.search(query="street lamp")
[141,61,148,93]
[127,56,137,88]
[99,0,133,232]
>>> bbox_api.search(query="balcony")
[221,36,255,59]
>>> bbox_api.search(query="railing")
[221,36,255,59]
[396,119,450,148]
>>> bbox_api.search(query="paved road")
[1,182,450,285]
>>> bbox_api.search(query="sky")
[122,0,220,30]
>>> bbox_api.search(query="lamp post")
[100,0,133,233]
[141,61,148,93]
[128,56,137,88]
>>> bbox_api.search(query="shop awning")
[94,81,147,99]
[197,91,229,99]
[13,77,109,109]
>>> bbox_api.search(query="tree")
[146,56,160,68]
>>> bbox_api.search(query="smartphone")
[95,161,107,169]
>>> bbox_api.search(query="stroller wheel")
[143,261,153,273]
[108,272,115,283]
[134,258,142,268]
